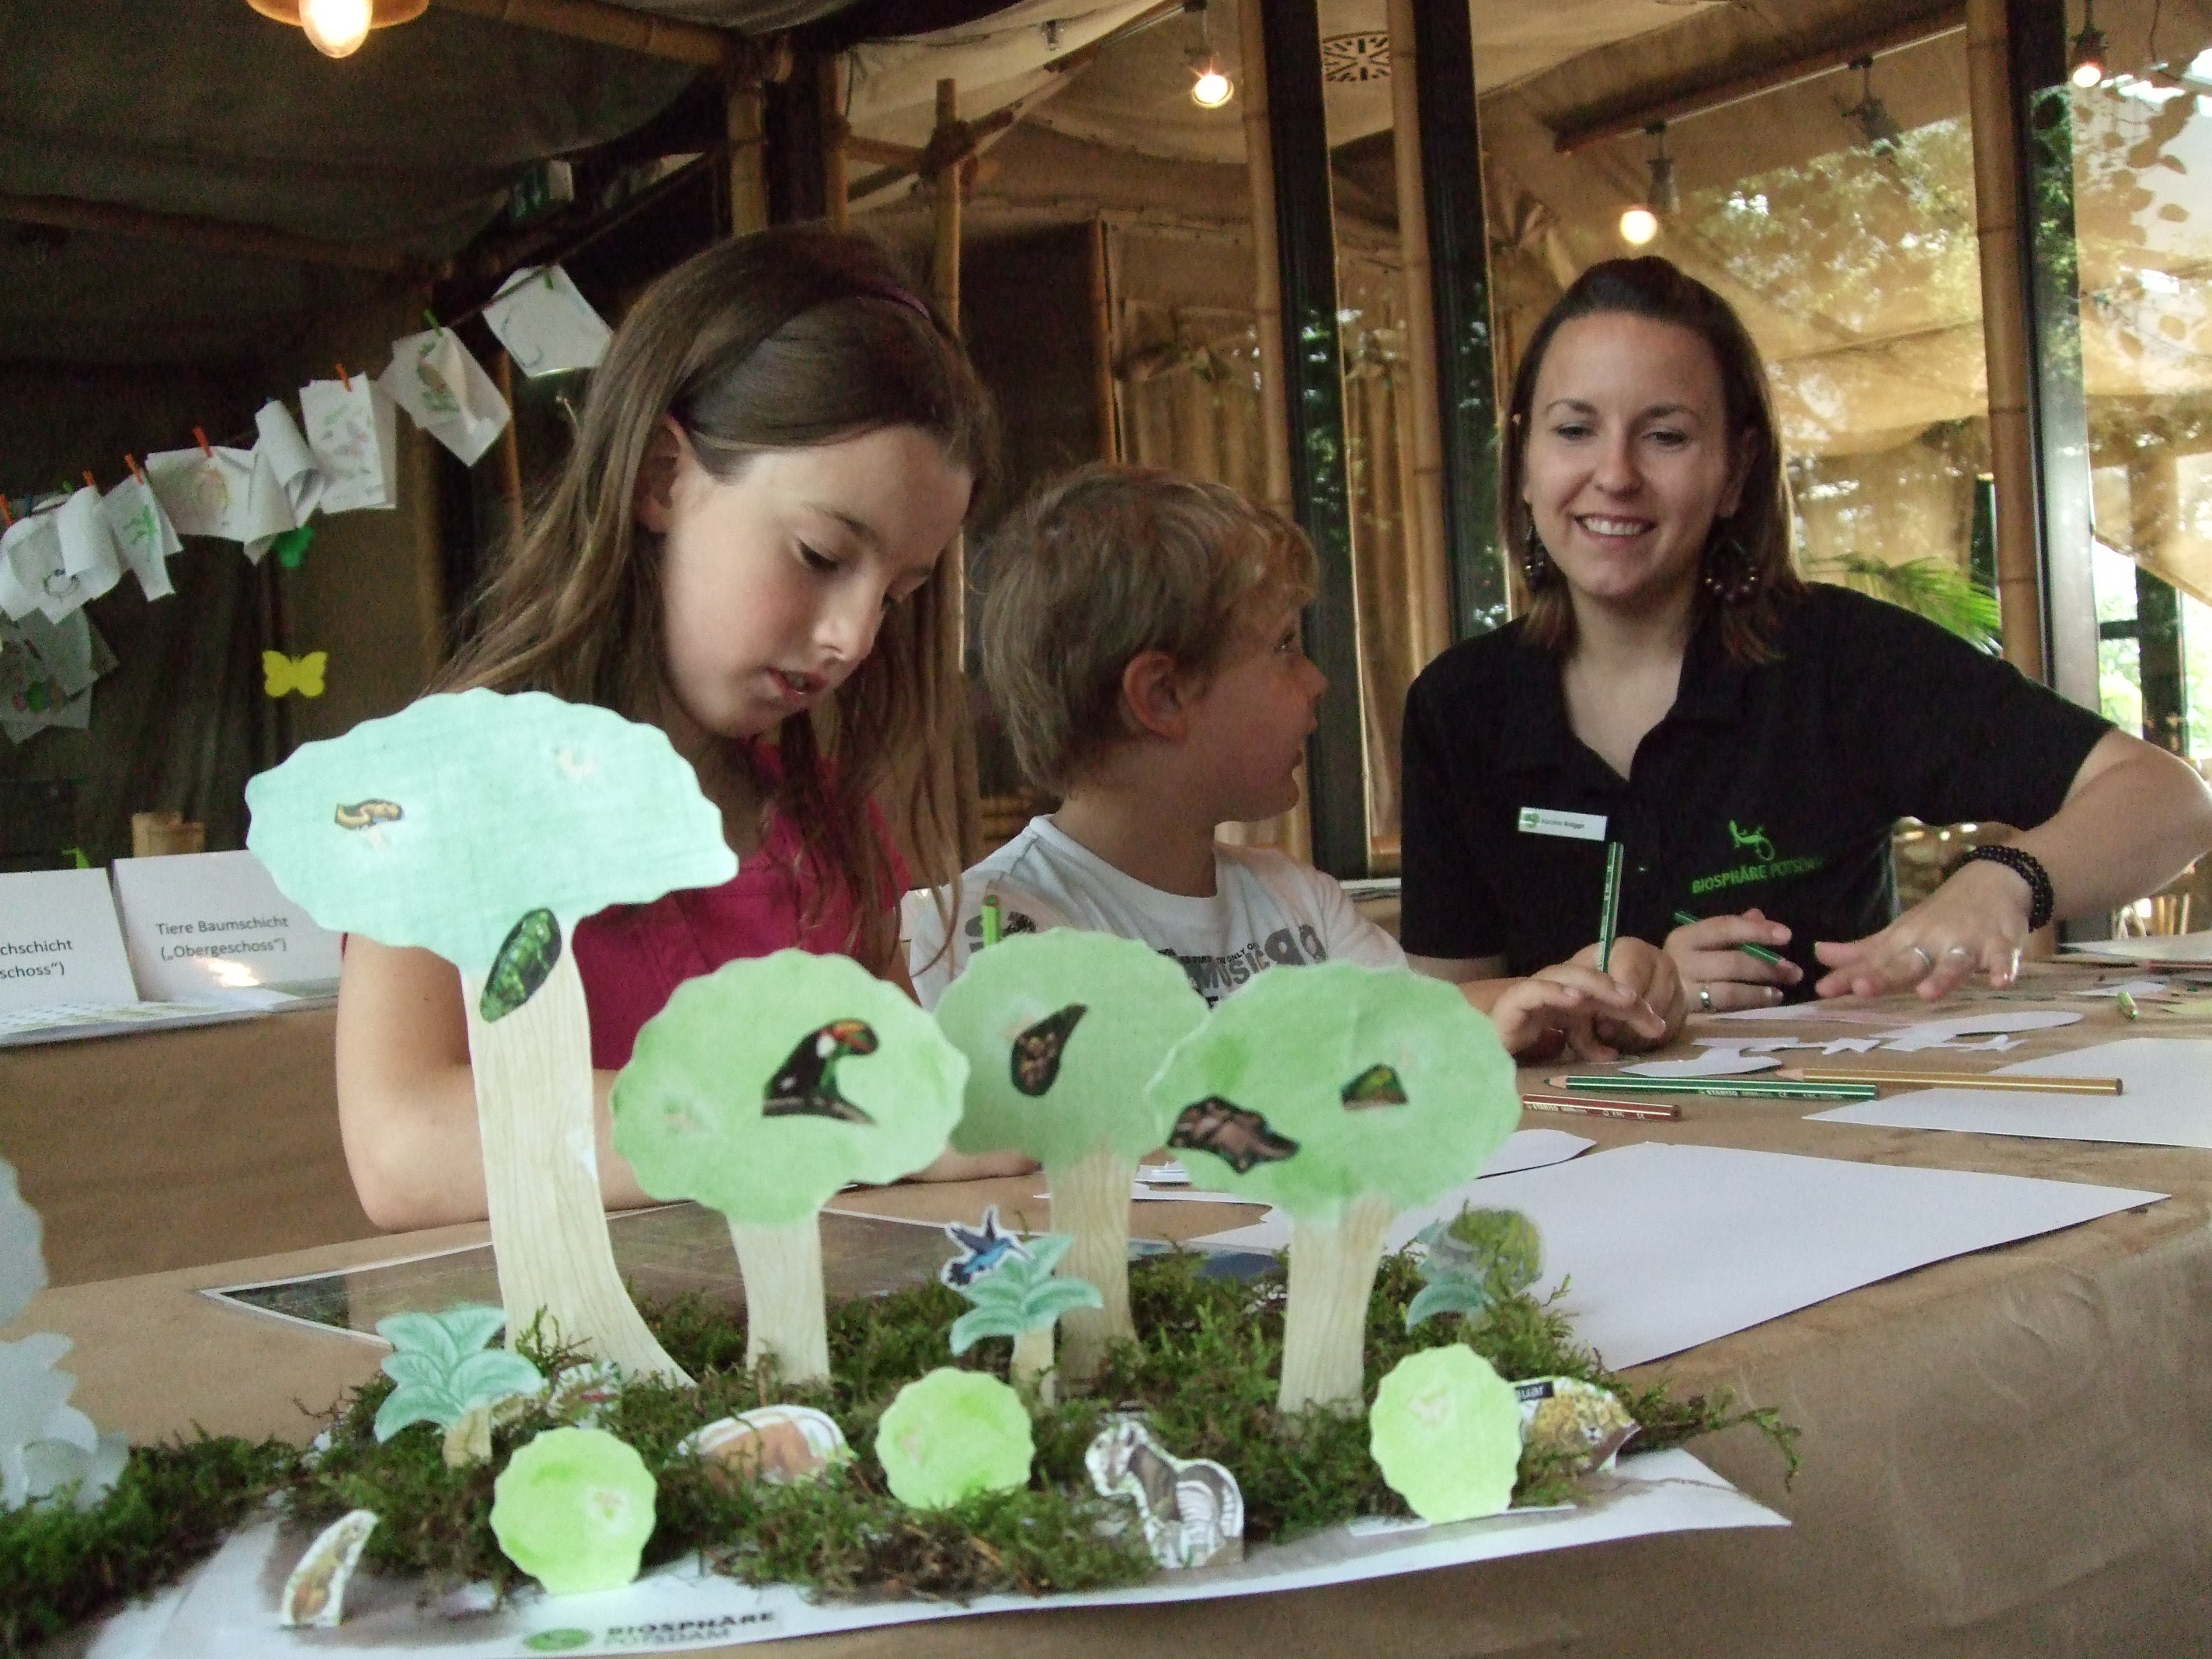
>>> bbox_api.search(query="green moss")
[0,1435,297,1657]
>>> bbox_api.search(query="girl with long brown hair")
[336,226,1027,1229]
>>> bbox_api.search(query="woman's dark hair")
[437,224,999,970]
[1502,256,1800,659]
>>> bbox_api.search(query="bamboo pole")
[1087,218,1120,461]
[822,55,850,229]
[1386,0,1452,670]
[1967,0,2045,680]
[930,80,964,323]
[430,0,731,64]
[1237,0,1295,520]
[727,78,770,238]
[491,350,524,531]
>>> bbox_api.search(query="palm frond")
[1813,555,2002,652]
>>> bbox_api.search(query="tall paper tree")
[1147,964,1519,1414]
[934,930,1206,1380]
[610,951,968,1383]
[245,689,736,1384]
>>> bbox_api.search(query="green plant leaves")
[371,1307,544,1443]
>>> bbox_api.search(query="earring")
[1520,523,1559,590]
[1701,523,1761,606]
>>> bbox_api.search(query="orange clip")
[336,362,351,391]
[193,426,213,457]
[82,470,96,492]
[0,498,12,528]
[126,454,146,485]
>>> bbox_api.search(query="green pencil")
[1551,1073,1881,1102]
[1598,841,1626,971]
[1673,909,1786,967]
[980,893,1002,948]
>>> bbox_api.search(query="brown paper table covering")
[12,971,2212,1656]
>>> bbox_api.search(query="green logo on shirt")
[1691,822,1824,895]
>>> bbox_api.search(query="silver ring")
[1697,985,1714,1012]
[1943,944,1973,959]
[1908,944,1935,972]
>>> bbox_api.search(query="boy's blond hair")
[980,464,1318,791]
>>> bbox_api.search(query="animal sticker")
[333,798,402,831]
[1339,1063,1408,1108]
[1166,1096,1299,1174]
[479,908,561,1022]
[1085,1415,1243,1569]
[762,1019,878,1124]
[941,1204,1031,1289]
[280,1508,379,1628]
[1010,1003,1087,1096]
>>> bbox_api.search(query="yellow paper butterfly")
[263,650,328,699]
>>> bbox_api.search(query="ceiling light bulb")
[2070,25,2108,87]
[300,0,373,57]
[1192,64,1233,107]
[1619,206,1660,245]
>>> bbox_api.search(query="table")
[16,971,2212,1657]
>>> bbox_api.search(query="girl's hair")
[437,225,997,971]
[1503,256,1801,660]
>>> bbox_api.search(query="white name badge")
[111,849,342,1000]
[0,867,139,1013]
[1517,806,1608,842]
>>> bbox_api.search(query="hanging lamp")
[246,0,427,60]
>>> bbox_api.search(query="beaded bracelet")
[1954,844,2055,932]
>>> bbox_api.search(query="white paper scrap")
[380,328,510,464]
[1869,1010,2081,1053]
[1622,1049,1783,1079]
[482,264,611,376]
[144,447,260,544]
[57,486,123,603]
[253,400,325,524]
[1807,1037,2212,1149]
[130,1449,1782,1657]
[2061,931,2212,964]
[299,376,399,514]
[2,512,85,623]
[2076,979,2173,999]
[99,475,180,601]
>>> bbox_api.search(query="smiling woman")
[1400,256,2212,1012]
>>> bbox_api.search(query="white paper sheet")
[2062,931,2212,964]
[1807,1037,2212,1149]
[380,328,511,464]
[253,400,325,525]
[1866,1010,2081,1053]
[0,991,301,1049]
[0,868,140,1014]
[110,849,343,1000]
[482,264,612,375]
[299,376,399,513]
[117,1448,1782,1658]
[1,511,86,623]
[99,475,180,601]
[57,485,123,603]
[0,683,89,744]
[144,446,259,542]
[1621,1049,1783,1078]
[1285,1143,2157,1371]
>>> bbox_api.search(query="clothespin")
[126,454,146,485]
[424,308,443,339]
[82,470,96,492]
[336,362,352,391]
[193,426,213,457]
[0,498,12,527]
[543,268,557,289]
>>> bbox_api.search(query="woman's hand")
[1664,907,1801,1013]
[1567,937,1686,1050]
[1488,968,1653,1061]
[1812,859,2032,1000]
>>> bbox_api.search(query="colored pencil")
[1549,1073,1881,1101]
[1782,1067,2123,1096]
[980,894,1002,948]
[2117,990,2141,1021]
[1598,841,1625,972]
[1520,1090,1682,1122]
[1673,909,1786,967]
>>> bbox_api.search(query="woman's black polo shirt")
[1398,583,2111,990]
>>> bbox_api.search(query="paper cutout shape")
[99,475,179,601]
[1515,1376,1639,1476]
[372,1306,545,1466]
[300,375,400,515]
[381,328,511,465]
[1405,1207,1542,1330]
[1085,1416,1244,1568]
[0,512,85,624]
[483,266,612,376]
[1147,964,1522,1412]
[1368,1344,1523,1524]
[57,486,123,605]
[612,951,966,1383]
[280,1509,378,1628]
[245,690,736,1386]
[263,650,327,699]
[1621,1049,1783,1079]
[1,1160,44,1330]
[937,930,1206,1379]
[943,1221,1102,1395]
[145,446,256,541]
[0,1158,126,1513]
[873,1368,1033,1510]
[1869,1010,2081,1054]
[680,1406,850,1490]
[272,526,315,570]
[255,399,325,524]
[491,1426,658,1595]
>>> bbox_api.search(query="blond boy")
[908,465,1682,1057]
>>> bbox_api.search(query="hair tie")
[868,285,940,328]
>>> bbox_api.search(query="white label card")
[0,868,139,1013]
[1517,806,1608,842]
[110,850,343,1000]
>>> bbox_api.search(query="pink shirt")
[573,804,899,1071]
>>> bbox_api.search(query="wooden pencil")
[1520,1090,1682,1122]
[1598,841,1625,972]
[1549,1073,1881,1101]
[1782,1067,2123,1096]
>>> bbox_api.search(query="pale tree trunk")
[727,1217,830,1385]
[1049,1145,1136,1383]
[1011,1327,1056,1404]
[461,949,688,1383]
[1278,1194,1395,1415]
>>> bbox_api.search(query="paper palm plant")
[1147,964,1520,1414]
[1404,1208,1543,1332]
[934,930,1205,1379]
[942,1216,1103,1397]
[611,951,967,1384]
[245,689,736,1385]
[372,1306,546,1467]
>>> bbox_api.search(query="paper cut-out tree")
[934,930,1206,1379]
[245,689,736,1386]
[611,951,968,1384]
[1147,964,1519,1414]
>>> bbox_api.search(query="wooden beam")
[1551,3,1965,155]
[1038,0,1190,77]
[1386,0,1450,669]
[0,190,422,275]
[430,0,733,66]
[843,134,927,172]
[822,55,850,228]
[1237,0,1292,522]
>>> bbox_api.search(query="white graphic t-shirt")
[906,816,1404,1008]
